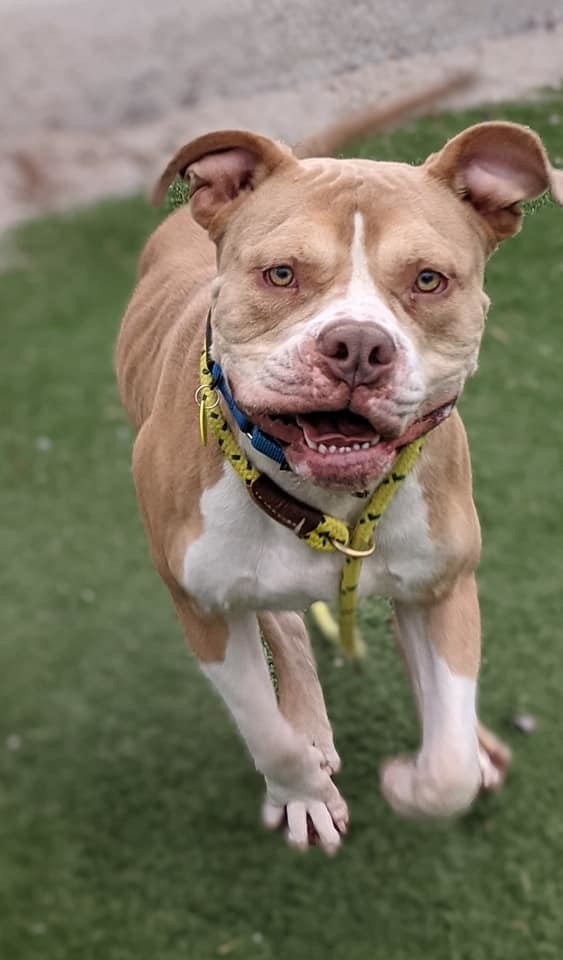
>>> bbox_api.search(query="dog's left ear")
[425,122,563,243]
[151,130,295,231]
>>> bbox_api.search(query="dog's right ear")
[424,122,563,244]
[151,130,296,231]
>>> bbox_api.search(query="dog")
[115,83,563,855]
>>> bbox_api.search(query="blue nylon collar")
[208,359,288,467]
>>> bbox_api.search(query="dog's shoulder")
[417,411,481,577]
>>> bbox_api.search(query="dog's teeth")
[307,437,377,455]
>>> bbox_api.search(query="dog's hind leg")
[258,611,341,776]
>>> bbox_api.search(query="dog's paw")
[262,745,348,854]
[478,722,511,791]
[479,747,503,791]
[380,754,481,818]
[262,785,348,855]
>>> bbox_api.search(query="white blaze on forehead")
[348,210,377,298]
[342,209,404,346]
[325,208,424,402]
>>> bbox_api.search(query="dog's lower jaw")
[286,436,398,490]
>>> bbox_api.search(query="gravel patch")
[1,0,562,230]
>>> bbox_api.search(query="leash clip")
[329,537,376,558]
[195,385,219,446]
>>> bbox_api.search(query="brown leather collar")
[248,473,325,538]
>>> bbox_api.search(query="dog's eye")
[264,265,295,287]
[414,269,447,294]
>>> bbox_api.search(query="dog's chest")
[182,467,442,612]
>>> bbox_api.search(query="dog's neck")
[236,428,379,525]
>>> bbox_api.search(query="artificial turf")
[1,92,563,960]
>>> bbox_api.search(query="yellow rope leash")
[328,438,423,656]
[197,347,423,659]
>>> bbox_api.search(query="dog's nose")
[316,319,396,386]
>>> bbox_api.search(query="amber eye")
[414,269,446,293]
[265,265,295,287]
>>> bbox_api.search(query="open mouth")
[295,410,383,454]
[244,401,456,489]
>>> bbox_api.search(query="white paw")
[261,745,348,854]
[477,724,511,791]
[262,793,348,855]
[380,754,481,818]
[479,747,502,791]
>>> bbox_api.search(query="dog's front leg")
[173,593,348,852]
[258,611,341,776]
[382,574,484,818]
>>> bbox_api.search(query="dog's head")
[154,123,563,491]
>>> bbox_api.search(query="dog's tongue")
[296,411,377,445]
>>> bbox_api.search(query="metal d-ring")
[330,537,376,558]
[194,384,219,409]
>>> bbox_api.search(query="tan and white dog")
[116,92,563,855]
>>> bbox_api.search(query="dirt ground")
[1,0,563,230]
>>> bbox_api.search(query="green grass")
[2,92,563,960]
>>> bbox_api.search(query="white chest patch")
[182,465,442,613]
